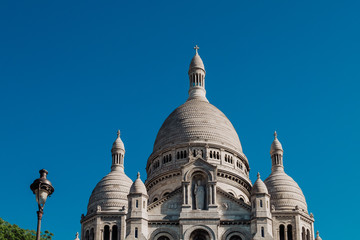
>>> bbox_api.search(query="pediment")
[216,186,251,213]
[181,158,217,181]
[147,188,182,219]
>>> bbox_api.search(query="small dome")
[112,130,125,151]
[189,46,205,72]
[270,131,283,155]
[87,169,132,212]
[264,170,307,211]
[315,231,322,240]
[251,173,268,194]
[129,172,147,195]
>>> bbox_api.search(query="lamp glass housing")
[35,188,48,206]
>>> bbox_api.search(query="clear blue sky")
[0,1,358,239]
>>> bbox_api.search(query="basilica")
[80,47,323,240]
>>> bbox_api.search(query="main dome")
[153,98,243,154]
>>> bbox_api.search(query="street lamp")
[30,169,54,240]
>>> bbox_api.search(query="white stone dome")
[87,169,133,212]
[112,132,125,150]
[189,53,205,72]
[251,173,268,195]
[129,173,147,195]
[153,98,243,154]
[264,170,307,211]
[270,131,283,155]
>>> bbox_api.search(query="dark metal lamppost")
[30,169,54,240]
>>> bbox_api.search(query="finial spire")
[137,172,140,179]
[194,45,199,55]
[117,130,120,138]
[257,172,260,179]
[274,131,277,139]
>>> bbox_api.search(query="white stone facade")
[80,47,322,240]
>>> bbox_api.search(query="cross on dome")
[257,172,261,179]
[274,131,277,139]
[194,45,199,54]
[137,172,140,179]
[117,130,120,138]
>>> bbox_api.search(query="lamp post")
[30,169,54,240]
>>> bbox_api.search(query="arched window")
[240,197,244,202]
[287,225,293,240]
[193,150,196,157]
[228,192,234,196]
[229,236,242,240]
[85,230,89,240]
[190,229,210,240]
[104,226,110,240]
[135,227,138,238]
[302,227,305,240]
[261,227,265,237]
[306,229,310,240]
[210,151,213,158]
[260,200,263,208]
[143,200,146,208]
[217,152,220,159]
[169,154,172,161]
[90,228,94,240]
[158,236,170,240]
[184,150,187,158]
[177,152,180,159]
[136,200,139,208]
[112,225,118,240]
[279,225,285,240]
[153,198,158,202]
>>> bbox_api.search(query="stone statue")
[194,180,205,210]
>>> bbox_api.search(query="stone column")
[95,217,101,240]
[120,216,126,240]
[212,185,216,204]
[220,148,224,164]
[208,184,212,207]
[100,229,103,240]
[186,183,190,205]
[295,215,301,240]
[109,229,112,240]
[182,182,190,206]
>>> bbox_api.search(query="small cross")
[274,131,277,139]
[117,130,120,137]
[194,45,199,54]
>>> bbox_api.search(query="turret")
[251,173,273,240]
[126,173,149,240]
[188,45,207,101]
[270,131,284,172]
[111,130,125,171]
